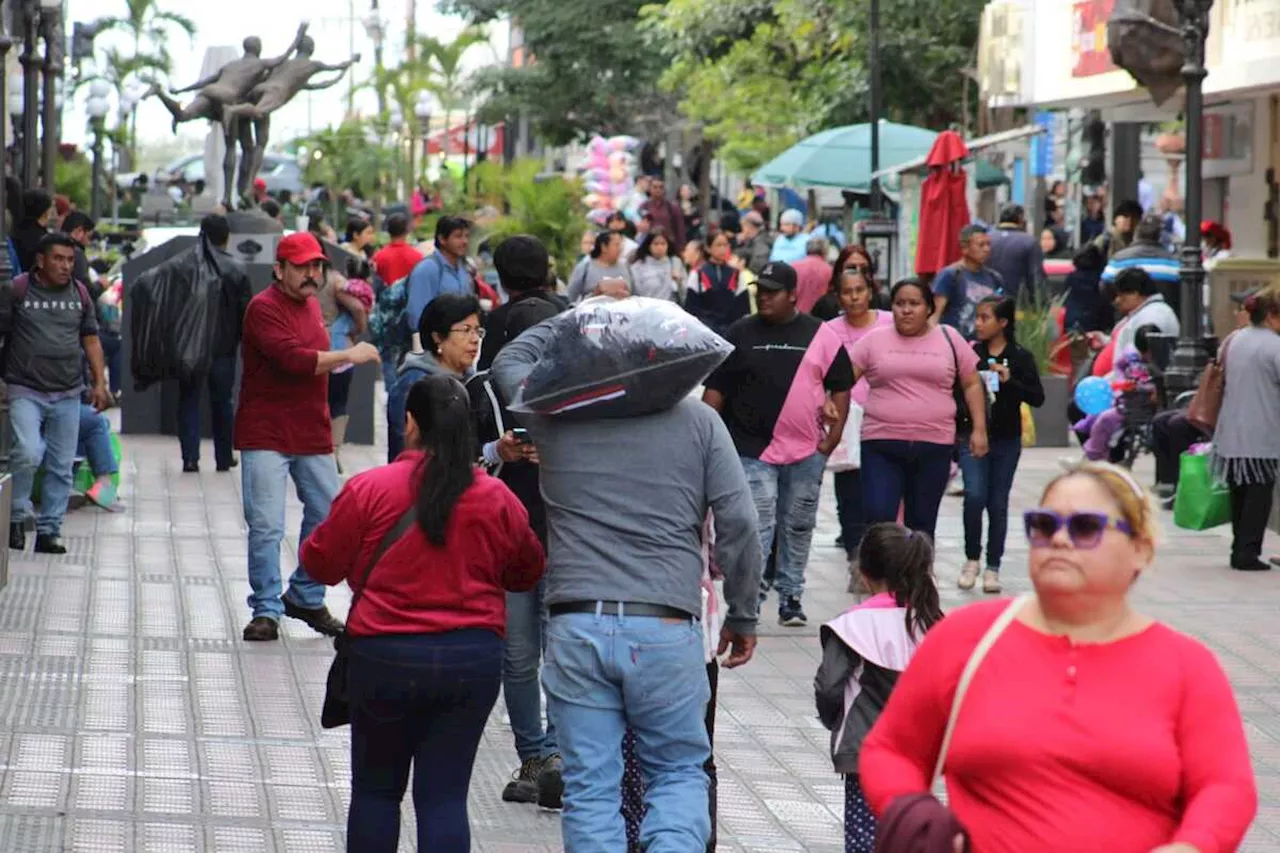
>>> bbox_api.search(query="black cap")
[757,261,797,291]
[1231,287,1259,305]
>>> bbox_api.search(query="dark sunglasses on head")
[1023,509,1133,549]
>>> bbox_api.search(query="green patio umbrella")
[751,120,940,192]
[975,159,1009,189]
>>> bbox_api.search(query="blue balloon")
[1074,376,1113,416]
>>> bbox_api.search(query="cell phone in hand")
[511,428,532,445]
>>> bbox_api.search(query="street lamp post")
[39,0,62,191]
[388,104,403,200]
[8,75,23,180]
[0,35,16,486]
[1162,0,1215,399]
[87,80,109,220]
[414,90,434,192]
[19,0,39,189]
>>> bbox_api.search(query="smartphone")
[511,428,532,445]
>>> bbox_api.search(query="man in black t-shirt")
[703,262,854,626]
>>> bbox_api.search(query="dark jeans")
[1152,410,1209,488]
[100,331,122,395]
[957,437,1021,570]
[622,660,719,853]
[1230,477,1276,567]
[177,354,235,468]
[347,629,503,853]
[860,440,954,540]
[329,368,355,419]
[834,469,866,560]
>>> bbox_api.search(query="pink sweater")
[860,599,1257,853]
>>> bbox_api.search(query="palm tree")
[96,0,197,154]
[415,26,492,154]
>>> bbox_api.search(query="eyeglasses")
[1024,509,1133,549]
[448,325,486,340]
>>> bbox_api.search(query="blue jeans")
[860,440,954,540]
[741,452,826,601]
[78,404,118,476]
[10,394,81,535]
[348,629,503,853]
[178,354,236,468]
[240,449,338,620]
[833,469,866,560]
[504,578,558,762]
[100,331,121,395]
[958,437,1021,570]
[544,611,711,853]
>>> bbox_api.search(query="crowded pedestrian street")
[0,418,1273,853]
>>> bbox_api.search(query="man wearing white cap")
[769,209,809,264]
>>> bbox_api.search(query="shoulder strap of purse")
[347,504,419,622]
[932,594,1033,784]
[941,325,960,373]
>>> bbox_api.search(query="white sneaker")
[983,570,1002,594]
[1058,455,1084,471]
[957,561,980,590]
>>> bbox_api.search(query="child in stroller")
[1074,324,1162,462]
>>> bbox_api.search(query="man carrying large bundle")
[491,269,763,852]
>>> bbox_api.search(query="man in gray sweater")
[491,313,762,852]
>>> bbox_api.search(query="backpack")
[369,277,411,356]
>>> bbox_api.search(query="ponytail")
[857,523,944,640]
[405,375,477,545]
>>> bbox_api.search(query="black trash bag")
[130,237,226,390]
[508,296,733,419]
[1107,0,1185,106]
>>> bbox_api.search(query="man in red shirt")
[371,212,423,286]
[237,232,381,642]
[640,178,686,253]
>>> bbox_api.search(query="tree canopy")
[444,0,673,145]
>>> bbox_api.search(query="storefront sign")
[1202,101,1255,178]
[1222,0,1280,63]
[1072,0,1118,77]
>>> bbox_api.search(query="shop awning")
[870,124,1046,181]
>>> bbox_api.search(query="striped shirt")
[1101,246,1180,286]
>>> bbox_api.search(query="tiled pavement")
[2,427,1280,851]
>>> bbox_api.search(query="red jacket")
[302,452,546,637]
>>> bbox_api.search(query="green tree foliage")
[643,0,985,172]
[296,120,400,201]
[443,0,672,144]
[466,159,585,276]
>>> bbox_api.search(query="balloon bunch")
[580,134,641,226]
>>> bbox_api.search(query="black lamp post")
[38,0,61,192]
[1162,0,1215,398]
[0,35,15,477]
[19,0,39,189]
[87,81,109,220]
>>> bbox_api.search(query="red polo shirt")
[234,285,332,455]
[372,241,425,286]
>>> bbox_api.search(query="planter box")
[1031,374,1072,448]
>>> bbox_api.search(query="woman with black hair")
[12,188,53,273]
[302,374,545,853]
[566,231,632,303]
[812,245,877,321]
[628,226,685,300]
[849,278,989,541]
[343,217,376,259]
[387,293,482,462]
[957,296,1044,594]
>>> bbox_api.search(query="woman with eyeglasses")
[812,245,876,321]
[860,461,1257,853]
[387,293,484,462]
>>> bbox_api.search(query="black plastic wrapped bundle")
[509,296,733,419]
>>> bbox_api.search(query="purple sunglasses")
[1023,509,1133,549]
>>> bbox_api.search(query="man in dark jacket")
[471,235,568,810]
[1101,213,1182,319]
[986,204,1043,300]
[177,214,253,472]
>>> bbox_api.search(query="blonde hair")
[1041,461,1160,544]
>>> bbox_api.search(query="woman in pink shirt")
[849,278,988,541]
[824,268,893,580]
[860,462,1257,853]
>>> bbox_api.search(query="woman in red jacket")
[302,374,545,853]
[859,461,1256,853]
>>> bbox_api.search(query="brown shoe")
[282,598,345,637]
[242,616,279,642]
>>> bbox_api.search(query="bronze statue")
[218,36,360,208]
[145,24,308,132]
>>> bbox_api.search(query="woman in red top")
[859,461,1257,853]
[302,374,545,853]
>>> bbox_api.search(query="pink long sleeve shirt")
[859,599,1257,853]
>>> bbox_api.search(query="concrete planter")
[1031,374,1072,448]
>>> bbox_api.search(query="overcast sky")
[62,0,506,156]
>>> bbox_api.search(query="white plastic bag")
[825,403,863,472]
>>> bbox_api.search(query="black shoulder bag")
[942,326,986,437]
[320,505,419,729]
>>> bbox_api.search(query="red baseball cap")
[276,232,327,266]
[254,177,267,191]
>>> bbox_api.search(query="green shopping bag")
[1173,451,1231,530]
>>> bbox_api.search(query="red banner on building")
[1072,0,1118,77]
